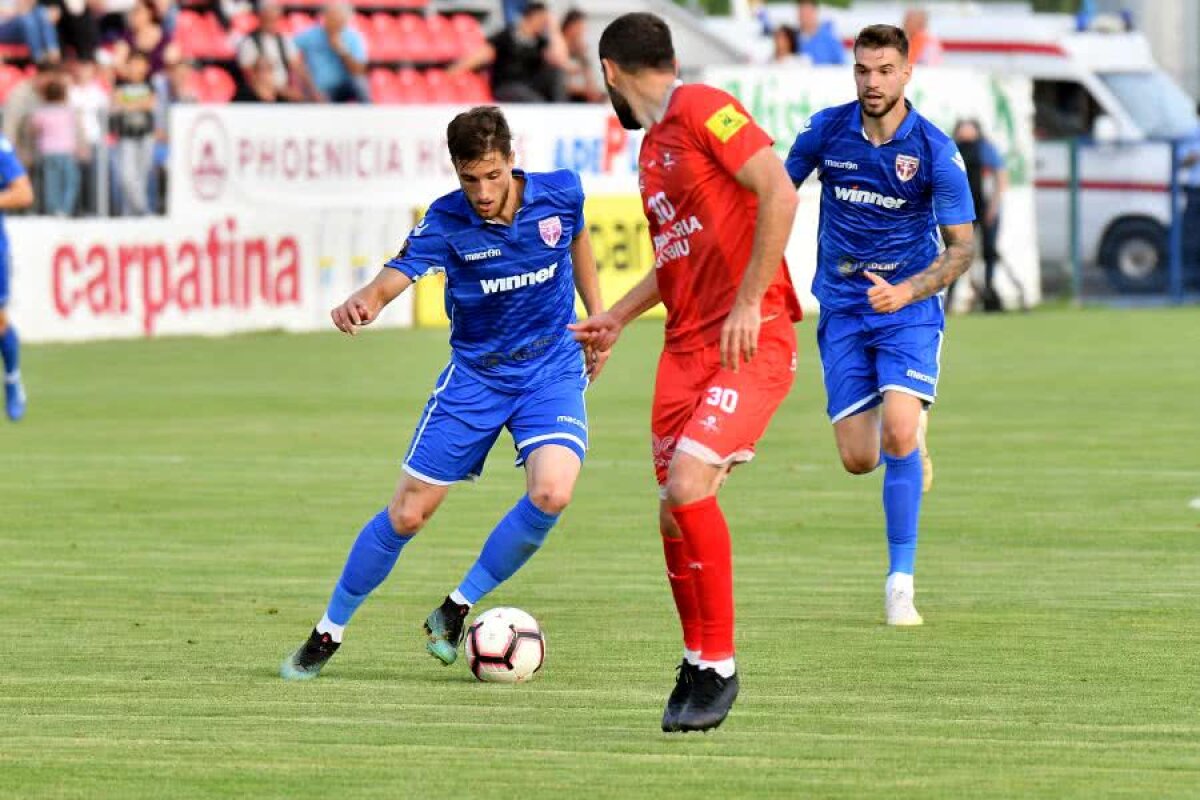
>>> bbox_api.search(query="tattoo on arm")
[906,223,975,302]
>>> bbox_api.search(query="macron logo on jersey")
[480,262,558,295]
[464,248,503,262]
[833,185,908,209]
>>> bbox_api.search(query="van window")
[1098,71,1197,139]
[1033,80,1103,140]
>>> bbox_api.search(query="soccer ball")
[465,607,545,683]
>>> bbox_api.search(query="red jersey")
[639,83,802,353]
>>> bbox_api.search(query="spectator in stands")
[236,2,304,101]
[450,1,568,103]
[30,72,82,215]
[791,0,844,65]
[40,0,99,61]
[293,3,369,104]
[3,62,59,170]
[771,24,800,64]
[1177,130,1200,270]
[69,58,108,214]
[233,55,289,103]
[112,49,156,215]
[560,8,600,103]
[151,57,196,212]
[111,0,179,78]
[97,0,134,44]
[948,119,1007,312]
[0,0,61,63]
[903,7,943,66]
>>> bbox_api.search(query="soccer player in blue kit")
[0,134,34,422]
[785,25,975,625]
[282,107,605,679]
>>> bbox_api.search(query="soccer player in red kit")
[570,12,801,733]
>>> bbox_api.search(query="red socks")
[660,533,703,652]
[669,496,735,661]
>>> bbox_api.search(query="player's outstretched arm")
[567,267,660,353]
[330,268,413,336]
[723,147,800,370]
[570,228,611,381]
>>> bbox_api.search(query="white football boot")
[885,573,924,626]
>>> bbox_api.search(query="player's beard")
[860,91,901,118]
[473,182,508,220]
[606,82,642,131]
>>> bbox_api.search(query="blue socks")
[882,449,923,575]
[324,510,413,626]
[457,495,559,604]
[0,326,18,379]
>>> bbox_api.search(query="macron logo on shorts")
[480,262,558,295]
[906,368,936,385]
[833,185,907,209]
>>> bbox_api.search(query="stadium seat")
[395,14,433,63]
[285,12,316,36]
[199,66,236,103]
[368,13,403,61]
[424,14,459,63]
[0,43,30,61]
[368,67,398,103]
[423,67,450,102]
[450,13,486,51]
[393,67,430,103]
[448,70,491,104]
[230,12,258,36]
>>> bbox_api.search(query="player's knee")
[880,427,918,459]
[387,502,431,536]
[663,473,710,508]
[838,446,879,475]
[528,484,572,515]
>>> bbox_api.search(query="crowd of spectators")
[0,0,608,217]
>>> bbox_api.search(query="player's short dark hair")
[562,8,585,32]
[854,24,909,59]
[598,12,675,72]
[523,1,547,17]
[446,106,513,166]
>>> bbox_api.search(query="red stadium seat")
[395,14,432,63]
[285,12,316,36]
[448,70,491,103]
[450,13,485,50]
[368,13,403,61]
[368,67,398,103]
[199,66,236,103]
[0,43,30,61]
[230,12,258,36]
[423,67,450,102]
[393,67,430,103]
[424,14,459,63]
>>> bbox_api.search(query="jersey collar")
[853,99,917,145]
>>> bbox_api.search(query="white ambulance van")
[739,4,1197,292]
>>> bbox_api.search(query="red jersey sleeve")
[682,86,774,178]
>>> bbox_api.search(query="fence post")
[1068,137,1083,306]
[1168,138,1184,304]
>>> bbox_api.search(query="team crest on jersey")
[538,216,562,247]
[895,154,920,182]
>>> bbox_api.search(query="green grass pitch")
[2,308,1199,799]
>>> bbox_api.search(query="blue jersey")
[386,168,586,392]
[0,134,26,258]
[785,101,974,315]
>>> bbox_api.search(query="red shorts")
[651,319,797,487]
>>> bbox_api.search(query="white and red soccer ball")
[465,607,545,683]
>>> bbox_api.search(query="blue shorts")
[817,297,945,423]
[403,361,589,485]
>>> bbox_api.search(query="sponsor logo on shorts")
[652,434,676,469]
[556,415,587,430]
[906,368,937,385]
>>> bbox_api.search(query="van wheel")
[1098,218,1167,293]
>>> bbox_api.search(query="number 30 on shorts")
[705,387,739,414]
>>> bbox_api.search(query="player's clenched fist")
[330,294,375,336]
[864,271,915,315]
[567,311,623,353]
